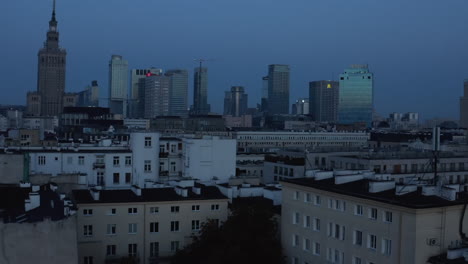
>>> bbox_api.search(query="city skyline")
[2,0,468,120]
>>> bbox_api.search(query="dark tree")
[171,200,285,264]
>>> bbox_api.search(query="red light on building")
[146,73,152,77]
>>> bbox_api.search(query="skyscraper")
[338,65,374,127]
[34,0,67,117]
[144,73,170,118]
[309,81,339,122]
[77,81,99,107]
[261,76,269,112]
[460,80,468,128]
[192,67,210,115]
[267,64,290,115]
[291,98,309,115]
[166,69,189,117]
[129,68,162,118]
[108,55,128,116]
[224,86,248,117]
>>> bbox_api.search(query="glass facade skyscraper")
[267,64,290,115]
[108,55,128,116]
[338,64,373,127]
[192,67,210,115]
[309,81,339,122]
[166,69,188,117]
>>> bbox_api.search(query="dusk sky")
[1,0,468,120]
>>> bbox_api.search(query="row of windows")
[83,241,179,264]
[83,220,208,236]
[82,204,221,216]
[293,191,393,223]
[37,155,132,166]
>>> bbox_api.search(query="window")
[369,208,378,220]
[313,218,320,231]
[128,243,137,257]
[106,245,116,256]
[38,156,46,165]
[304,215,311,228]
[328,199,333,208]
[113,156,120,166]
[292,257,299,264]
[293,212,300,224]
[145,137,152,147]
[150,222,159,233]
[171,221,180,231]
[125,156,132,166]
[150,242,159,257]
[304,193,312,203]
[107,224,116,235]
[368,234,377,250]
[113,173,119,184]
[313,242,321,255]
[125,173,132,184]
[171,241,180,252]
[355,205,363,216]
[84,225,93,236]
[354,230,363,246]
[78,156,85,165]
[192,205,200,211]
[314,195,321,205]
[382,238,392,255]
[171,206,180,213]
[144,160,151,172]
[192,220,200,231]
[128,223,137,234]
[84,256,94,264]
[128,208,137,214]
[293,191,299,200]
[292,234,299,247]
[303,238,311,251]
[108,208,116,215]
[384,211,393,223]
[211,204,219,211]
[353,257,362,264]
[150,207,159,214]
[83,209,93,216]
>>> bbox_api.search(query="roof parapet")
[368,181,395,193]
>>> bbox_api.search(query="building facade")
[460,80,468,128]
[109,55,128,117]
[166,69,189,117]
[144,74,171,118]
[192,67,210,115]
[267,64,290,115]
[338,65,373,127]
[309,81,339,122]
[129,68,162,118]
[77,81,99,107]
[292,98,310,115]
[224,86,248,117]
[74,185,228,264]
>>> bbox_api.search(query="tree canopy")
[171,199,285,264]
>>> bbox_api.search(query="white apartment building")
[235,131,369,152]
[182,136,236,182]
[74,184,228,264]
[158,137,184,181]
[27,132,160,189]
[281,174,468,264]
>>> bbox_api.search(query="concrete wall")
[0,153,24,183]
[0,217,78,264]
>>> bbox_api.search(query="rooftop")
[282,177,468,209]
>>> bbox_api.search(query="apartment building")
[281,174,468,264]
[235,131,369,152]
[74,183,228,264]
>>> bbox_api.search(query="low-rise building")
[73,183,228,264]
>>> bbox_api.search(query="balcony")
[159,152,169,158]
[93,162,105,169]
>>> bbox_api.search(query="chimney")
[131,185,142,196]
[89,188,100,201]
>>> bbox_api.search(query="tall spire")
[51,0,56,22]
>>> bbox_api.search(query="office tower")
[267,64,290,115]
[338,64,374,127]
[291,98,309,115]
[224,86,248,117]
[108,55,128,116]
[144,73,170,118]
[192,67,210,115]
[261,76,269,112]
[166,69,188,117]
[77,81,99,107]
[35,1,67,117]
[129,68,162,118]
[460,80,468,128]
[309,81,339,122]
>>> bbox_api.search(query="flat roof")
[282,178,468,209]
[73,186,227,204]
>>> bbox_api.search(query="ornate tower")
[37,0,67,116]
